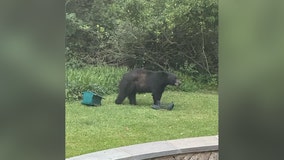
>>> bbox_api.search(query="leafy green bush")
[194,73,218,90]
[65,65,128,100]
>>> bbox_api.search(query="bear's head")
[167,73,181,86]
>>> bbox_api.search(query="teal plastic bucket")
[81,91,103,106]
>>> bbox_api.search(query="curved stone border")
[66,135,218,160]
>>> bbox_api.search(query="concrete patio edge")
[66,135,218,160]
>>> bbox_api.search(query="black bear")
[115,69,181,106]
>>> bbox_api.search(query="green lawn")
[66,91,218,158]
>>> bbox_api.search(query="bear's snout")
[175,79,181,86]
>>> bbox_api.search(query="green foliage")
[65,0,218,76]
[195,73,218,90]
[66,91,218,157]
[65,66,128,100]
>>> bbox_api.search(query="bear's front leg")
[152,92,162,106]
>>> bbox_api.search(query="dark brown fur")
[115,69,181,105]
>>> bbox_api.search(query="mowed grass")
[66,91,218,158]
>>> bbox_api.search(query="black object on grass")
[152,102,174,110]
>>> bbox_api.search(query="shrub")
[65,65,128,100]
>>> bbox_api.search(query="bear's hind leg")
[115,93,127,104]
[128,93,137,105]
